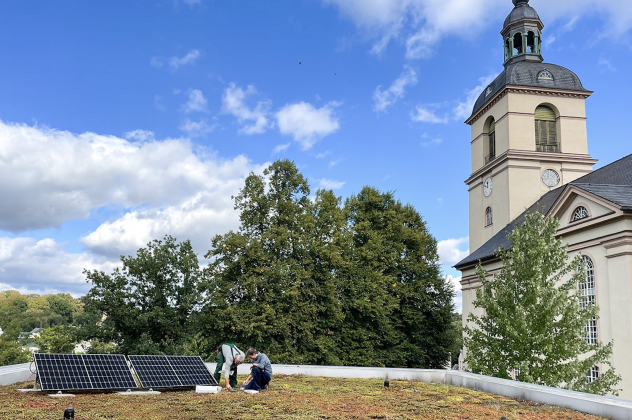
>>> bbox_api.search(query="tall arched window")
[535,106,558,152]
[485,207,493,227]
[579,256,598,345]
[486,119,496,164]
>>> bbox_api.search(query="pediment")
[548,185,621,231]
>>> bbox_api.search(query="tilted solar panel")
[34,353,138,391]
[167,356,217,386]
[128,355,216,388]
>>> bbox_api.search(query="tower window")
[485,207,493,227]
[571,206,589,222]
[513,33,523,54]
[535,105,558,152]
[485,119,496,164]
[579,256,598,345]
[537,69,554,81]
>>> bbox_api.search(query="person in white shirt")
[212,343,245,390]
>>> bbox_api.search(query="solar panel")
[34,353,138,391]
[129,355,216,388]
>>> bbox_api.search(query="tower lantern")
[502,0,544,65]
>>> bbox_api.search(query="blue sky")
[0,0,631,310]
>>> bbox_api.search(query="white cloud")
[276,102,340,150]
[150,57,164,68]
[421,138,443,147]
[373,65,418,112]
[437,237,469,265]
[453,73,497,121]
[182,89,209,113]
[169,49,200,70]
[444,274,463,311]
[411,106,448,124]
[0,237,119,296]
[222,83,272,135]
[183,0,201,4]
[318,178,346,190]
[598,56,616,72]
[273,143,291,154]
[316,150,332,159]
[179,119,217,137]
[124,129,155,142]
[0,120,258,233]
[323,0,632,59]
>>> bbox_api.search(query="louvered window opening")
[579,256,598,345]
[571,206,589,222]
[535,106,559,152]
[586,366,599,384]
[485,120,496,164]
[485,207,493,227]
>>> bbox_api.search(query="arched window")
[513,33,523,55]
[579,256,598,345]
[486,119,496,164]
[527,31,536,53]
[535,105,558,152]
[571,206,589,222]
[485,207,493,227]
[537,69,554,81]
[587,366,599,384]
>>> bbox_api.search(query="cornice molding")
[465,85,593,125]
[465,149,597,185]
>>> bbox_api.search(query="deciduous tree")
[464,212,621,395]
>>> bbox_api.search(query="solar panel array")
[34,353,138,391]
[128,355,217,388]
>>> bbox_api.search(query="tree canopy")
[464,212,621,395]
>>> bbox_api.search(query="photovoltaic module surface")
[128,355,217,388]
[34,353,138,391]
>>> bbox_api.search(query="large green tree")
[464,212,621,395]
[83,236,204,355]
[201,160,345,364]
[339,187,455,368]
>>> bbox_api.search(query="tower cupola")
[502,0,544,66]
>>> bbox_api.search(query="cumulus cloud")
[179,119,217,137]
[169,49,201,70]
[421,138,443,147]
[453,73,497,121]
[411,106,448,124]
[0,237,119,296]
[273,143,290,154]
[124,129,155,142]
[323,0,632,59]
[0,120,259,233]
[276,102,340,150]
[373,66,417,112]
[318,178,346,190]
[437,237,469,265]
[222,83,273,135]
[150,50,201,71]
[182,89,209,113]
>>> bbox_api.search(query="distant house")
[18,327,43,341]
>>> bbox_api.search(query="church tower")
[465,0,597,252]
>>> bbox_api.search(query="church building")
[454,0,632,398]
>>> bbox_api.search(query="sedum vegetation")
[0,375,607,419]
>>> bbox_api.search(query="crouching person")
[243,348,272,391]
[213,343,245,391]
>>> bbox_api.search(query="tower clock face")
[483,177,493,197]
[542,169,560,187]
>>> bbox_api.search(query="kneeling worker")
[213,343,245,390]
[243,348,272,391]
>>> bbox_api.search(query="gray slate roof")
[471,62,588,117]
[504,4,540,28]
[455,153,632,269]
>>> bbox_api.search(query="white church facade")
[455,0,632,398]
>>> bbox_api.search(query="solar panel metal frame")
[33,353,139,391]
[128,355,217,388]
